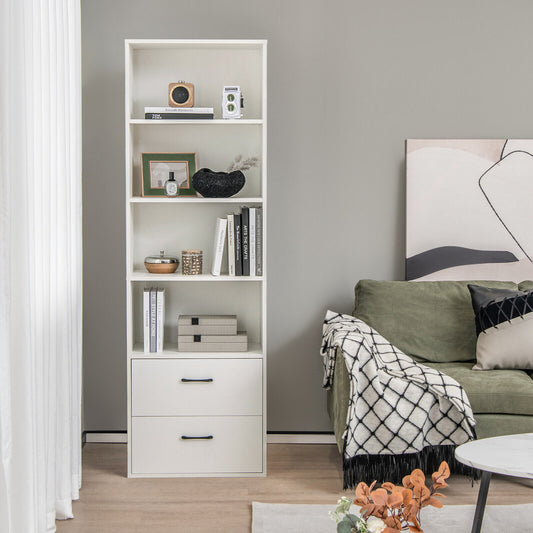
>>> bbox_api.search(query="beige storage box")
[177,331,248,352]
[178,314,238,335]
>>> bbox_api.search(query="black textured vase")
[192,168,245,198]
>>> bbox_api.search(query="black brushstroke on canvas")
[478,149,532,262]
[500,139,508,160]
[499,139,533,160]
[405,246,517,280]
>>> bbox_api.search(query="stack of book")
[177,315,248,352]
[144,106,214,120]
[143,288,165,353]
[211,206,263,276]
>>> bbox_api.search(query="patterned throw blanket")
[321,311,477,488]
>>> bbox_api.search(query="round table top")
[455,433,533,479]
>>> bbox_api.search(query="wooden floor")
[56,443,533,532]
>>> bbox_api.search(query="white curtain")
[0,0,82,532]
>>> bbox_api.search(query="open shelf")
[128,124,263,197]
[127,41,265,121]
[129,202,264,274]
[129,281,263,349]
[129,197,263,204]
[131,342,263,359]
[130,271,263,282]
[129,119,263,125]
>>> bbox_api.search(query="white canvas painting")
[406,139,533,281]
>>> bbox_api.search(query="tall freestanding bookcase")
[125,40,267,477]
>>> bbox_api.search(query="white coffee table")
[455,433,533,533]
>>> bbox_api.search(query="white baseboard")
[267,434,336,444]
[84,432,336,445]
[85,432,127,443]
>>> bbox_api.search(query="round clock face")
[172,85,190,104]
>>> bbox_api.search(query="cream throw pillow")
[468,284,533,370]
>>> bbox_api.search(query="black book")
[234,213,243,276]
[144,112,214,120]
[255,207,263,277]
[241,206,250,276]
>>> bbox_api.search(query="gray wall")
[82,0,533,431]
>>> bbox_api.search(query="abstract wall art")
[406,139,533,281]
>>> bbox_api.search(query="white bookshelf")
[125,39,267,478]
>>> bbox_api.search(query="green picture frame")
[141,152,197,197]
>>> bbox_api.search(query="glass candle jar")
[181,249,203,275]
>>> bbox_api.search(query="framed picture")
[406,139,533,281]
[141,152,197,197]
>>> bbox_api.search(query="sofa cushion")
[468,284,533,370]
[473,414,533,440]
[353,279,518,363]
[424,362,533,416]
[519,280,533,291]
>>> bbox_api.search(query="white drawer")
[131,358,262,416]
[131,416,263,474]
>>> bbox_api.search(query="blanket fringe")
[342,445,479,490]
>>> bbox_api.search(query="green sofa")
[328,279,533,453]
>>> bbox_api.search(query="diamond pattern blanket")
[321,311,477,488]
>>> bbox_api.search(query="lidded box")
[177,314,237,335]
[144,250,179,274]
[177,332,248,352]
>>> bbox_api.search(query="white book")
[211,217,228,276]
[143,288,150,352]
[150,288,157,352]
[156,288,165,353]
[227,214,236,276]
[144,106,214,113]
[249,207,256,276]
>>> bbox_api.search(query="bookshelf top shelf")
[126,39,267,50]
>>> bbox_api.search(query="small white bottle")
[164,171,179,197]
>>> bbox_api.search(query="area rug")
[252,502,533,533]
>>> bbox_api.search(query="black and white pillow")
[468,284,533,370]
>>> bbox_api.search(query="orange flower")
[351,461,450,533]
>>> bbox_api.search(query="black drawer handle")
[180,378,213,383]
[181,435,214,440]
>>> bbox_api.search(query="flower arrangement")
[330,462,450,533]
